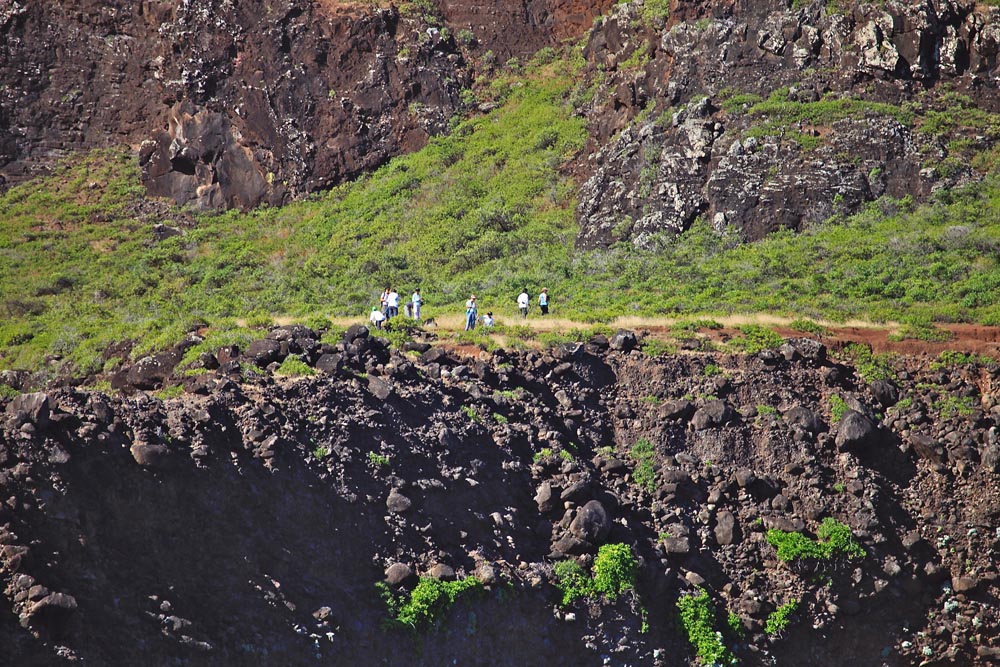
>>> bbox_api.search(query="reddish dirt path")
[437,324,1000,359]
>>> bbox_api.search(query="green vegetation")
[314,445,331,459]
[789,318,828,337]
[766,517,865,563]
[829,394,849,422]
[460,404,480,422]
[730,325,783,353]
[641,338,676,357]
[367,451,391,467]
[553,543,638,606]
[676,588,738,666]
[275,355,317,377]
[931,350,995,369]
[0,384,18,399]
[839,344,895,382]
[154,384,183,400]
[703,363,722,377]
[376,576,482,630]
[934,395,977,418]
[629,438,657,492]
[10,42,1000,379]
[765,599,799,636]
[591,543,639,599]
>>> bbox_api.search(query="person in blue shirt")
[465,295,478,331]
[538,288,549,315]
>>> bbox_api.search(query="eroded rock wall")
[1,326,999,664]
[577,0,1000,247]
[0,0,612,209]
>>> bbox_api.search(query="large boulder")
[835,410,877,452]
[692,399,737,430]
[568,500,611,544]
[783,406,825,434]
[246,339,284,367]
[5,392,50,429]
[609,330,638,352]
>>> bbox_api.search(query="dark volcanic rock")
[835,410,878,452]
[692,400,736,430]
[568,500,611,544]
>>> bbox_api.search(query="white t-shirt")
[517,292,529,308]
[369,310,386,324]
[483,315,494,327]
[387,291,400,308]
[412,292,421,305]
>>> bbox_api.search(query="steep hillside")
[2,328,999,665]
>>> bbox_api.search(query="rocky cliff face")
[2,325,1000,664]
[0,0,611,209]
[576,0,1000,247]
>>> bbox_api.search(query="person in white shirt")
[386,288,400,318]
[483,312,495,327]
[369,307,386,330]
[411,288,423,321]
[517,289,529,318]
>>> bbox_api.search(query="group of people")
[368,286,550,331]
[464,287,550,331]
[370,287,423,329]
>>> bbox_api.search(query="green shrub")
[789,318,828,337]
[731,325,783,353]
[592,543,638,600]
[314,445,331,459]
[155,384,184,400]
[765,599,799,635]
[376,576,482,630]
[554,559,593,606]
[676,589,737,666]
[0,384,20,399]
[767,517,865,562]
[554,543,637,606]
[840,344,894,382]
[642,338,676,357]
[630,438,657,492]
[367,451,390,467]
[829,394,849,422]
[703,363,722,377]
[275,355,317,377]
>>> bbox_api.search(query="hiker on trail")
[517,289,530,318]
[538,288,549,315]
[369,307,386,330]
[380,287,390,314]
[412,288,423,321]
[465,294,478,331]
[483,311,495,328]
[386,288,400,318]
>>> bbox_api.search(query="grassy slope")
[4,50,1000,377]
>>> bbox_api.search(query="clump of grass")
[275,355,317,377]
[629,438,657,492]
[930,349,994,369]
[314,445,331,459]
[155,384,184,400]
[642,338,676,357]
